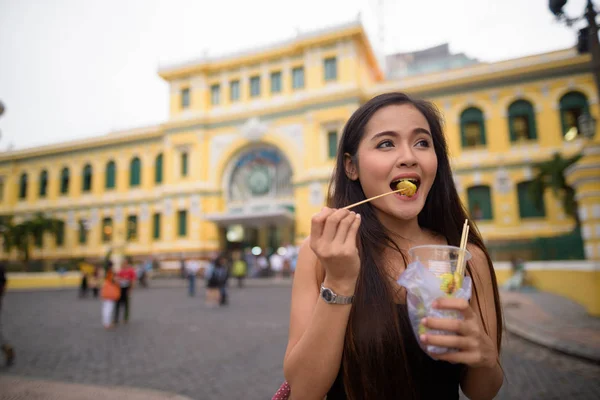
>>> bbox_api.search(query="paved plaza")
[1,283,599,399]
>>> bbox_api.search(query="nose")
[395,144,418,168]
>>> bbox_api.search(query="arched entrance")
[205,144,295,253]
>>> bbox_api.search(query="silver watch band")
[320,285,354,305]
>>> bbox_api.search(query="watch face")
[322,288,334,302]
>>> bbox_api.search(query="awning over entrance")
[204,209,295,227]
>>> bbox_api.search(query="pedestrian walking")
[100,264,120,330]
[114,257,136,325]
[205,255,228,307]
[231,251,247,288]
[185,260,201,297]
[0,262,15,366]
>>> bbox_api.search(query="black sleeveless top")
[327,304,463,399]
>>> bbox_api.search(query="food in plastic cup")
[408,244,472,278]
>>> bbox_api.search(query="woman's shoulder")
[466,243,494,284]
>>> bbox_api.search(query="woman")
[101,265,120,330]
[282,93,503,399]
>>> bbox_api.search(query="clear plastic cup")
[408,245,472,278]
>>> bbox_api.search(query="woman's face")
[347,104,438,221]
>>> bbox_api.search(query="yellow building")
[0,21,599,313]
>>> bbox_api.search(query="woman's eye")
[415,139,430,148]
[376,140,394,149]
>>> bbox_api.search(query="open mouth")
[390,178,420,196]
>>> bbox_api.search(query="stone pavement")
[500,289,600,362]
[0,375,192,400]
[1,284,599,399]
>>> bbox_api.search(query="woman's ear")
[344,153,358,181]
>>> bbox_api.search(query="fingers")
[320,209,350,243]
[310,207,335,242]
[422,317,471,336]
[421,332,477,351]
[433,298,475,319]
[333,211,359,244]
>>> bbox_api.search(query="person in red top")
[114,257,136,325]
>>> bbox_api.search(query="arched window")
[460,107,486,148]
[559,91,589,140]
[155,153,163,184]
[82,164,93,192]
[130,157,141,187]
[467,185,493,220]
[517,181,546,218]
[508,100,537,142]
[60,167,70,195]
[39,170,48,197]
[105,161,116,189]
[19,173,28,200]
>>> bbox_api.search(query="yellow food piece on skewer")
[440,273,457,295]
[395,180,417,197]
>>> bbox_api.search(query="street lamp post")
[550,0,600,116]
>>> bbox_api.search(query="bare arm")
[283,208,361,400]
[421,244,503,399]
[460,245,503,399]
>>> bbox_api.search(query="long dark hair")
[327,92,502,399]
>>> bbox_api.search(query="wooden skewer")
[455,219,470,279]
[342,188,409,210]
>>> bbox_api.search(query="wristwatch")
[320,285,354,305]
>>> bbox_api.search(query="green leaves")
[529,152,582,223]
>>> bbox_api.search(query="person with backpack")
[205,254,229,307]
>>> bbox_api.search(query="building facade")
[1,21,599,312]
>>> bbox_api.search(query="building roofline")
[157,18,383,80]
[0,124,162,162]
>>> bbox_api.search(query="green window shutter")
[250,76,261,97]
[56,221,65,247]
[19,173,27,199]
[324,57,337,81]
[181,88,190,108]
[460,107,486,147]
[559,91,589,136]
[181,152,188,177]
[508,100,537,142]
[78,220,87,244]
[230,80,240,101]
[467,186,493,220]
[60,168,70,195]
[102,218,113,242]
[127,215,138,241]
[178,210,187,237]
[39,170,48,197]
[211,84,220,105]
[105,161,116,189]
[271,71,282,93]
[82,164,92,192]
[292,67,304,89]
[518,181,546,218]
[153,213,161,240]
[327,131,338,159]
[130,157,141,187]
[155,154,163,184]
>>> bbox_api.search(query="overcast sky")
[0,0,592,150]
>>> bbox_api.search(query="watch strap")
[320,284,354,305]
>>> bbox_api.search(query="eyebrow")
[370,128,432,141]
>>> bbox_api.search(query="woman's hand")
[310,207,362,289]
[419,298,498,369]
